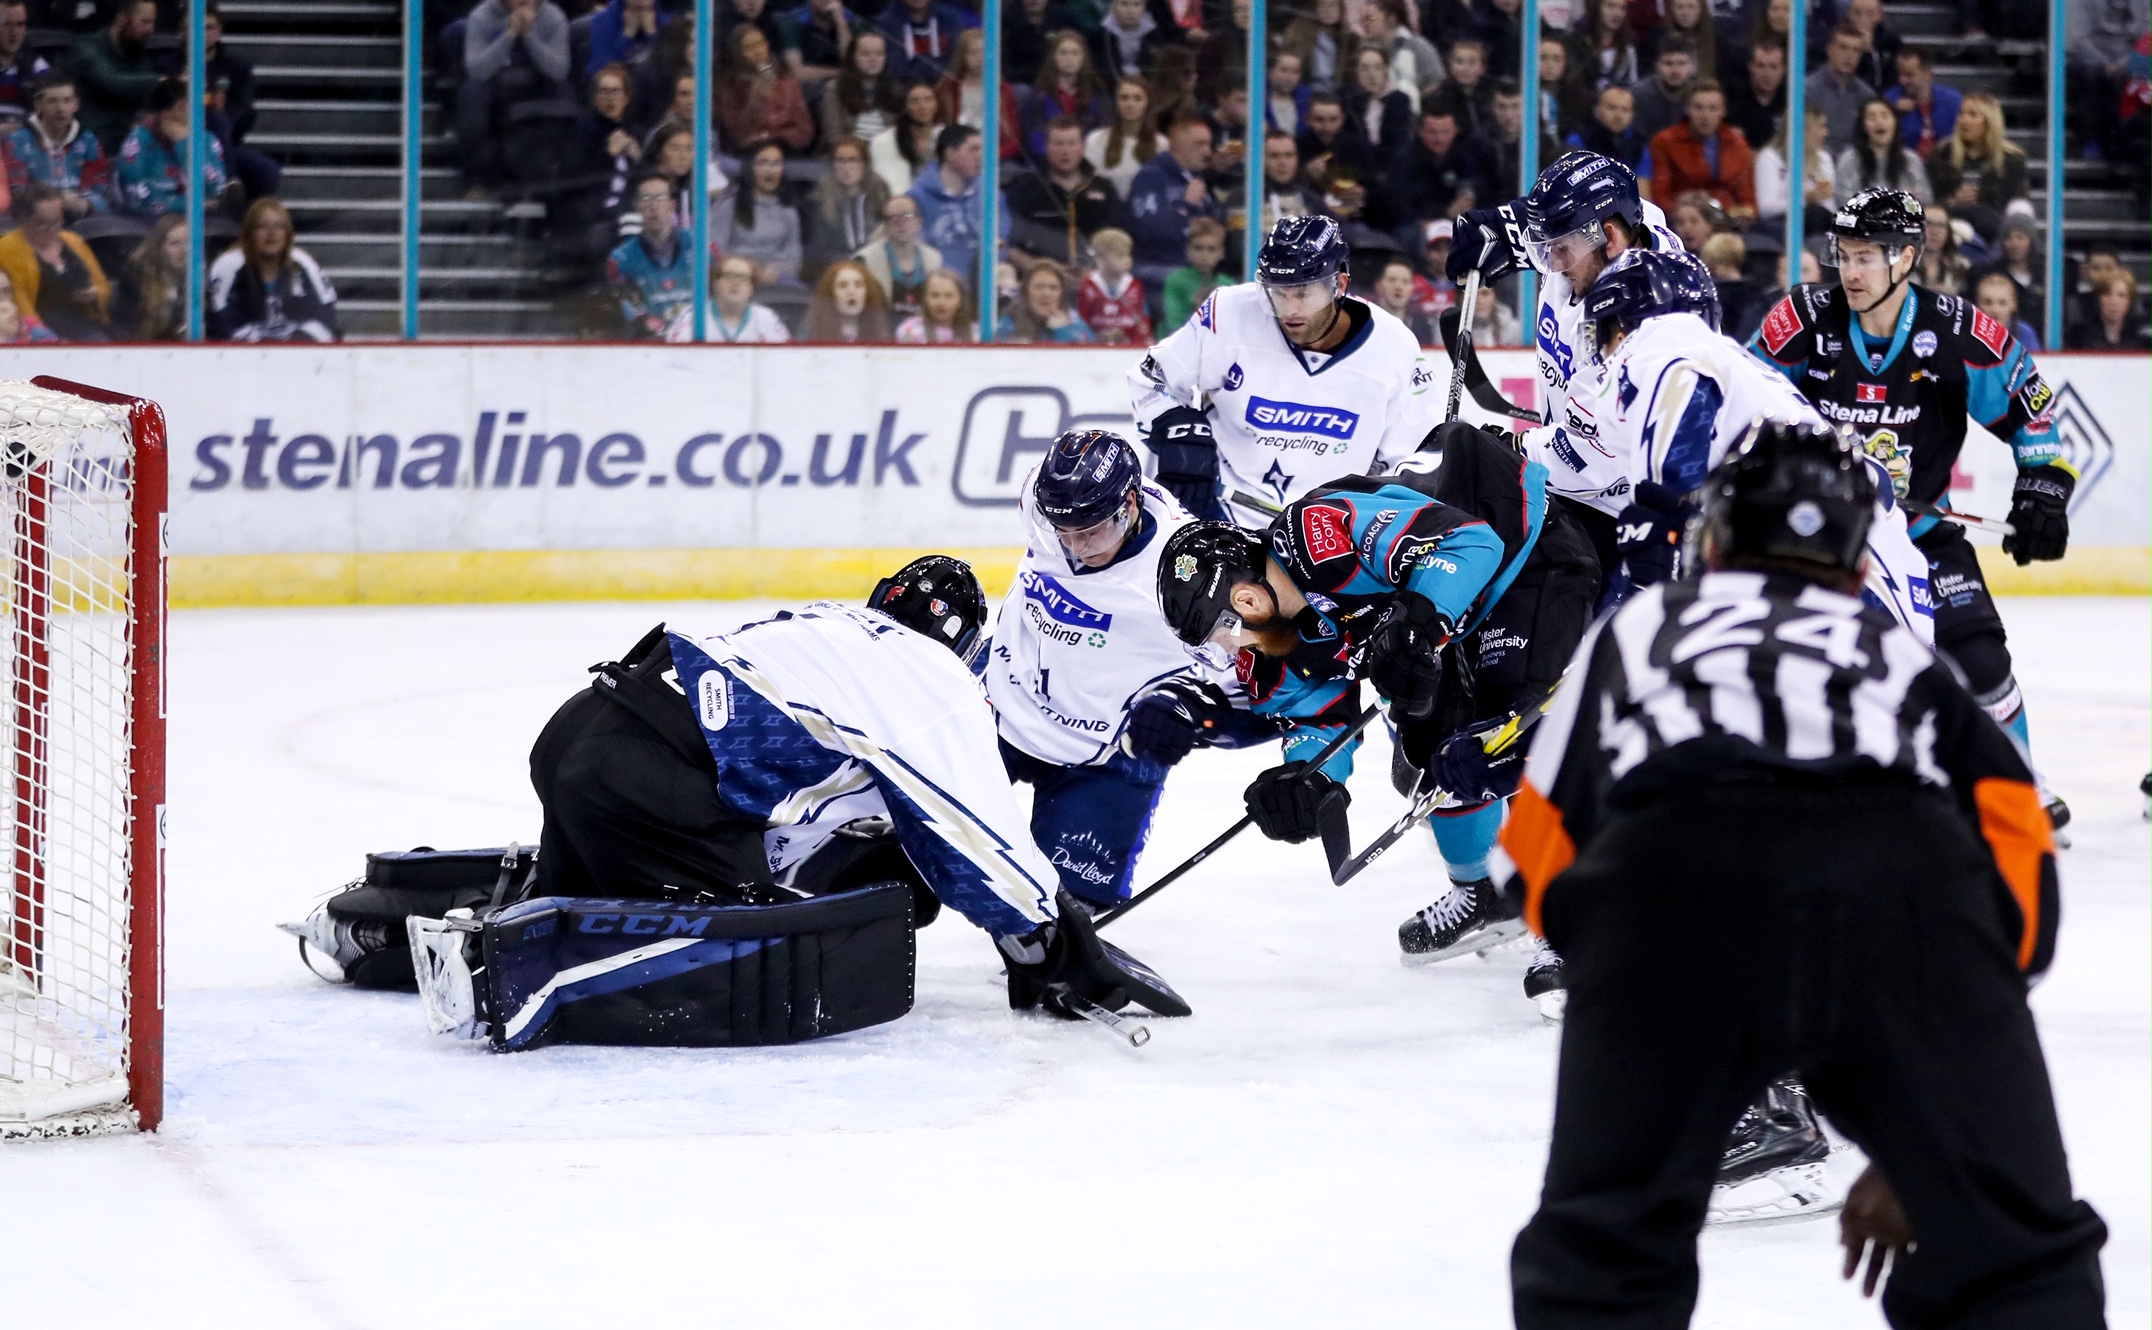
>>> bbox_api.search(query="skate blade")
[1534,989,1567,1023]
[1400,917,1528,967]
[1706,1160,1842,1226]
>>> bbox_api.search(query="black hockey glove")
[1445,204,1529,284]
[1243,762,1349,844]
[1125,679,1234,766]
[1000,890,1191,1017]
[1361,592,1451,721]
[1615,480,1691,587]
[1147,405,1224,519]
[1432,720,1527,806]
[2002,464,2073,565]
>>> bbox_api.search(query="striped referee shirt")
[1497,568,2059,975]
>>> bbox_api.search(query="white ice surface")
[0,597,2142,1329]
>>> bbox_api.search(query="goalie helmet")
[867,555,987,664]
[1697,420,1875,577]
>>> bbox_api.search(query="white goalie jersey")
[1596,311,1936,643]
[1129,285,1440,529]
[1518,202,1684,516]
[985,473,1222,767]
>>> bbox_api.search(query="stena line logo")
[1244,396,1360,439]
[1021,570,1113,631]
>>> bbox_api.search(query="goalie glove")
[1445,204,1529,284]
[1360,592,1450,721]
[2002,464,2072,565]
[1243,762,1349,844]
[1615,480,1691,588]
[1146,405,1223,519]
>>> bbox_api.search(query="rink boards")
[4,344,2145,603]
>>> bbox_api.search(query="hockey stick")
[1902,497,2015,538]
[1444,268,1482,424]
[1438,303,1545,425]
[1093,705,1381,931]
[1063,993,1151,1046]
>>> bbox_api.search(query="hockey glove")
[1125,679,1234,766]
[2002,464,2072,565]
[1445,204,1529,284]
[1001,890,1192,1018]
[1615,480,1691,588]
[1147,405,1224,519]
[1244,762,1349,844]
[1361,592,1450,721]
[1432,717,1528,806]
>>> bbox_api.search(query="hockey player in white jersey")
[1584,246,1936,644]
[1445,152,1685,528]
[986,431,1276,912]
[382,557,1191,1051]
[1130,215,1441,529]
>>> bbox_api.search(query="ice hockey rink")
[1,593,2143,1329]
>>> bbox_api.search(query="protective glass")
[1187,608,1253,671]
[1525,218,1605,275]
[1053,501,1135,567]
[1261,274,1341,320]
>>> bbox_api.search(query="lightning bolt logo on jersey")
[1129,284,1440,530]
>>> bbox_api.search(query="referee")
[1499,421,2106,1328]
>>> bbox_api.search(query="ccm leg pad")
[477,882,916,1051]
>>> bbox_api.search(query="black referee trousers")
[1512,782,2106,1330]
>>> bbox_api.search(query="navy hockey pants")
[999,740,1167,910]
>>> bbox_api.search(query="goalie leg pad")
[476,882,916,1051]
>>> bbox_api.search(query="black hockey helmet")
[1035,429,1142,530]
[867,555,987,664]
[1697,420,1875,578]
[1256,215,1349,288]
[1524,151,1646,274]
[1827,187,1926,267]
[1157,521,1269,667]
[1584,247,1722,360]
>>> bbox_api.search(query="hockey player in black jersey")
[1500,420,2106,1329]
[1749,187,2074,828]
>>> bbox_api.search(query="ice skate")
[1398,877,1525,965]
[1708,1080,1841,1225]
[278,899,394,984]
[1523,942,1566,1022]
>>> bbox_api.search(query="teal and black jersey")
[1748,282,2068,538]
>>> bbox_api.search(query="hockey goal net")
[0,377,165,1139]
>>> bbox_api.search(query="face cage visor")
[1260,272,1344,321]
[1184,607,1255,671]
[1526,217,1606,276]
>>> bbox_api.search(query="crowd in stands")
[540,0,2145,347]
[0,0,335,343]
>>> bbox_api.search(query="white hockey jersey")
[676,604,1060,932]
[1519,202,1686,516]
[1129,285,1440,529]
[986,473,1218,767]
[1597,312,1936,643]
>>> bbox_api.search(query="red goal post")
[0,377,165,1139]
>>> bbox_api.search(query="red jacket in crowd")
[1078,269,1152,345]
[1649,121,1757,215]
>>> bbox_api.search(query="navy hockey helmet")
[1698,420,1876,578]
[1256,215,1349,288]
[1524,151,1646,275]
[1583,247,1722,360]
[1035,429,1144,566]
[867,555,988,664]
[1157,521,1270,668]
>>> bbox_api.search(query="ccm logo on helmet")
[1245,396,1360,439]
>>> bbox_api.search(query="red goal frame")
[8,376,167,1132]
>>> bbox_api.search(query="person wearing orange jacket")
[1649,79,1755,219]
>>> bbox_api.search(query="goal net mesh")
[0,382,140,1132]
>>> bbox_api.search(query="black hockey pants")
[1512,781,2106,1330]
